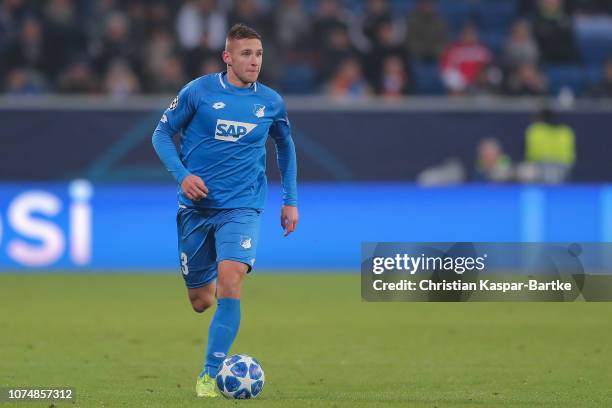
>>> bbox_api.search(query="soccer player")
[151,23,298,397]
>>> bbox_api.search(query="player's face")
[225,38,263,85]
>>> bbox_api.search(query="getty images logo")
[215,119,257,142]
[0,180,93,267]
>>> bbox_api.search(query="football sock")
[200,297,241,378]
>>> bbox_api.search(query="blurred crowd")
[1,0,612,98]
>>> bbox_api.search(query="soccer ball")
[216,354,265,399]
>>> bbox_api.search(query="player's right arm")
[151,82,208,200]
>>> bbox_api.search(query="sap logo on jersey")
[215,119,257,142]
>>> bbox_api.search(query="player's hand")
[181,175,208,201]
[280,205,298,237]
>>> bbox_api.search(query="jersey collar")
[218,72,258,92]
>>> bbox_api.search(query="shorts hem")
[184,274,217,289]
[217,257,255,273]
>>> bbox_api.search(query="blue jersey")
[152,72,297,209]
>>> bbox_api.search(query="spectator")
[176,0,226,51]
[503,20,540,69]
[312,0,349,47]
[4,67,48,94]
[473,138,513,182]
[506,62,548,95]
[364,20,409,86]
[326,57,372,98]
[183,33,218,78]
[274,0,311,52]
[405,0,448,62]
[147,1,174,33]
[0,0,30,51]
[440,24,492,95]
[361,0,393,49]
[199,56,223,76]
[86,0,117,45]
[92,11,140,78]
[57,59,100,94]
[377,55,411,97]
[532,0,578,63]
[103,58,140,98]
[149,54,186,93]
[3,17,53,81]
[588,58,612,98]
[43,0,86,76]
[319,25,360,82]
[523,108,575,183]
[144,27,177,86]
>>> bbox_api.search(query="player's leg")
[201,208,261,379]
[187,280,216,313]
[176,207,218,311]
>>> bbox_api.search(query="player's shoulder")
[255,82,285,106]
[182,73,222,94]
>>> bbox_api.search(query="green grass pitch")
[1,273,611,407]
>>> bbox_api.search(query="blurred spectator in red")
[473,138,513,182]
[506,63,548,95]
[440,24,492,95]
[503,20,539,69]
[103,59,140,98]
[405,0,448,62]
[364,20,409,86]
[176,0,226,51]
[57,59,99,94]
[588,58,612,98]
[326,57,372,98]
[4,67,48,94]
[275,0,311,53]
[377,55,411,98]
[532,0,578,63]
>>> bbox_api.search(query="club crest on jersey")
[253,104,265,118]
[215,119,257,142]
[240,236,252,249]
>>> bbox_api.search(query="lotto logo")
[215,119,257,142]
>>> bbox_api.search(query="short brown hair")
[227,23,262,42]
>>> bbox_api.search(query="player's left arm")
[269,97,298,237]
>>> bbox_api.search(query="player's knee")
[190,294,215,313]
[191,298,213,313]
[217,263,246,298]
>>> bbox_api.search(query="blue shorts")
[176,207,261,289]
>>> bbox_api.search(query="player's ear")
[222,50,232,66]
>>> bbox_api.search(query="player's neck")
[226,69,252,88]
